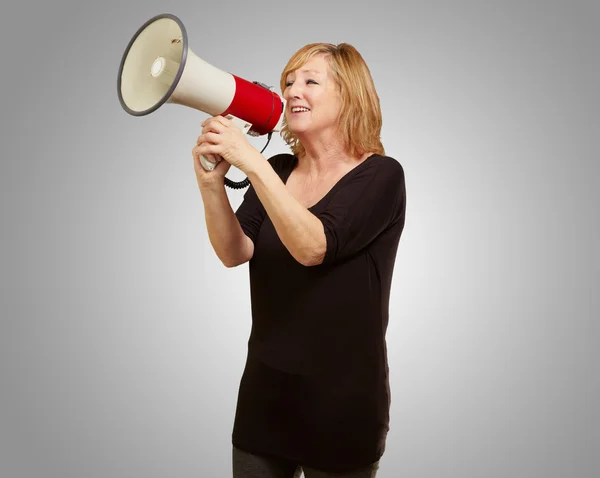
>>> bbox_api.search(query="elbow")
[302,257,322,267]
[222,258,241,268]
[300,220,327,267]
[300,244,326,267]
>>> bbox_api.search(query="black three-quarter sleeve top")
[231,153,406,473]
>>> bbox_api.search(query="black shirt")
[232,153,406,473]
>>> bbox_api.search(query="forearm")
[245,150,326,266]
[199,184,248,267]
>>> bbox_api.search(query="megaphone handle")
[200,154,219,171]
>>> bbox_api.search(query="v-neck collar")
[282,154,381,210]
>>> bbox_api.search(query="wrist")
[242,148,267,179]
[197,177,225,193]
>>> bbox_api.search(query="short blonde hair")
[279,43,385,159]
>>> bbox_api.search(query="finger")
[216,115,232,125]
[201,116,223,129]
[192,145,203,163]
[196,132,220,146]
[192,144,210,162]
[204,114,232,129]
[202,121,226,135]
[195,142,220,156]
[192,145,218,169]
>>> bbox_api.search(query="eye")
[285,79,318,87]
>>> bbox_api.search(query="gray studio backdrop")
[1,0,598,477]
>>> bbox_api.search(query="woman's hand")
[192,138,231,189]
[195,115,255,172]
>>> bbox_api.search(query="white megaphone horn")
[117,13,285,189]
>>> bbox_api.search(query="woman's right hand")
[192,139,232,189]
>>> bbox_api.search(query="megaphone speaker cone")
[117,13,188,116]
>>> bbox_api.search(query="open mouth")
[291,107,311,115]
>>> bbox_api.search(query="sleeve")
[234,181,266,246]
[315,157,406,266]
[234,154,288,245]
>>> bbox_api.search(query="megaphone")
[117,13,285,189]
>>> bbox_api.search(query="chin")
[287,124,308,135]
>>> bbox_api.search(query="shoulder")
[370,153,404,171]
[366,155,406,208]
[266,152,296,171]
[261,153,297,184]
[365,154,405,183]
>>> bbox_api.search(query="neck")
[296,136,353,177]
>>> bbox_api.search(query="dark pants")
[232,446,380,478]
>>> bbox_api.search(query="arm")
[199,183,254,268]
[244,149,326,267]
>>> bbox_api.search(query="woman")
[192,43,406,478]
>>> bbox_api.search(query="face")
[283,54,342,137]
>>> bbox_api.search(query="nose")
[285,81,303,100]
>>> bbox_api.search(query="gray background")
[1,0,598,477]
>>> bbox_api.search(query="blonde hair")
[279,43,385,159]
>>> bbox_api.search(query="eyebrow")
[287,69,321,77]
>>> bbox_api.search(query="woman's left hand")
[196,115,256,172]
